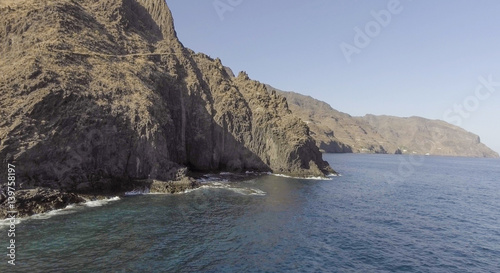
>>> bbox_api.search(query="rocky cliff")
[269,86,499,158]
[0,0,333,194]
[359,115,498,158]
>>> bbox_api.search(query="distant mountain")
[268,86,499,158]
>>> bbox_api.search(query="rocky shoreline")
[0,178,201,220]
[1,188,86,219]
[0,171,280,220]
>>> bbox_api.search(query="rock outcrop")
[0,0,333,195]
[269,86,499,158]
[129,177,199,195]
[0,188,85,218]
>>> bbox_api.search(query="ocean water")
[1,154,499,272]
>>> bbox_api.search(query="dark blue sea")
[1,154,499,272]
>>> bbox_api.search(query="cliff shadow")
[154,54,270,174]
[121,0,164,43]
[8,73,271,194]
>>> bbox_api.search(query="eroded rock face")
[0,0,333,192]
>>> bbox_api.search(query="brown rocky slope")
[268,86,498,158]
[0,0,333,199]
[359,114,498,158]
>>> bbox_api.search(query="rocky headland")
[0,0,333,218]
[3,0,496,219]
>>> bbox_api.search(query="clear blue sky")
[167,0,500,154]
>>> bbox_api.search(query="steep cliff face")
[0,0,333,192]
[270,86,499,158]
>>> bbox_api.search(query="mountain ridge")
[267,85,499,158]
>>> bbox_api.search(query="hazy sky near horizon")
[168,0,500,154]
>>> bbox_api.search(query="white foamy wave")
[176,188,198,194]
[29,207,79,220]
[272,173,335,180]
[136,180,266,196]
[83,196,120,207]
[0,217,21,230]
[0,203,81,226]
[0,196,122,226]
[196,182,266,196]
[197,177,229,183]
[229,187,267,196]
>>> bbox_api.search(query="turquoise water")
[1,154,500,272]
